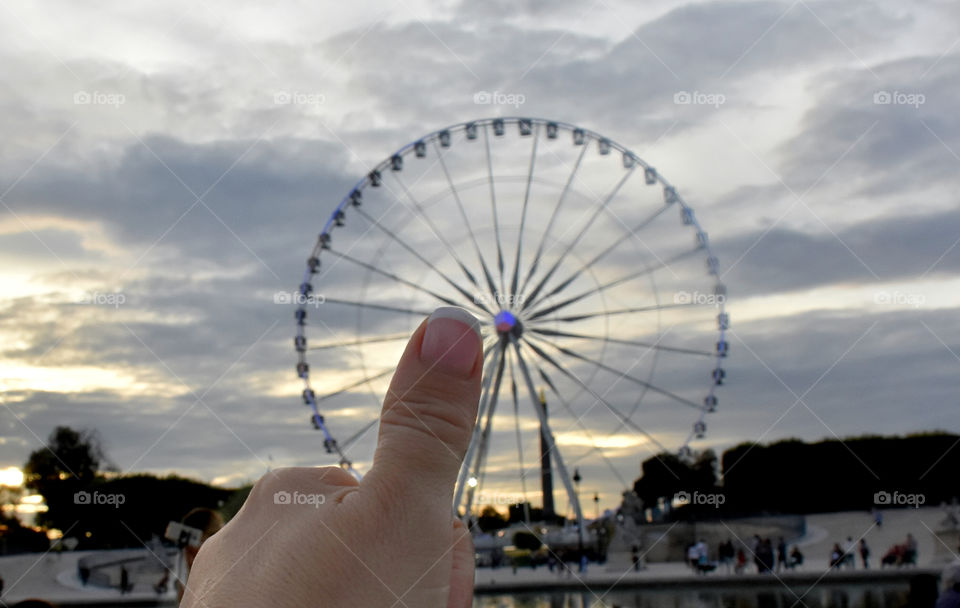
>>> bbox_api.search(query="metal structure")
[292,118,728,536]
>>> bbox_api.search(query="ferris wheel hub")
[494,310,523,337]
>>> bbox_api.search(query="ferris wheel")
[293,118,728,527]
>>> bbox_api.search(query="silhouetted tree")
[477,506,509,533]
[23,426,109,530]
[21,426,231,549]
[719,433,960,514]
[633,449,719,515]
[74,475,230,549]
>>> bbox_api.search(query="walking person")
[904,533,919,566]
[859,539,870,569]
[687,543,700,572]
[694,538,708,574]
[776,537,787,573]
[830,543,844,569]
[844,536,857,569]
[759,539,775,573]
[719,539,734,575]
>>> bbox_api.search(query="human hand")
[182,306,483,607]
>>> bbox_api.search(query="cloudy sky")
[1,0,958,513]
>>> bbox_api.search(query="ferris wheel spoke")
[314,368,395,405]
[543,204,672,300]
[527,327,714,357]
[525,247,700,322]
[340,417,380,451]
[483,124,507,296]
[519,143,588,297]
[433,139,501,303]
[463,341,508,517]
[525,211,681,315]
[391,172,484,293]
[517,336,670,454]
[352,206,490,315]
[454,341,507,514]
[521,167,636,311]
[322,297,434,317]
[509,336,585,531]
[506,350,531,506]
[526,357,628,488]
[527,302,695,325]
[508,123,541,298]
[523,333,704,412]
[308,333,410,351]
[327,248,486,316]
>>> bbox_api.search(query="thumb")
[364,306,483,508]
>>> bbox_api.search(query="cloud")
[776,54,960,205]
[715,206,960,298]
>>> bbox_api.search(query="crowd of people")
[828,533,918,570]
[680,528,925,577]
[685,536,804,575]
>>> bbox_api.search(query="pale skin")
[182,307,483,607]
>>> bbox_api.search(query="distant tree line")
[631,432,960,519]
[13,426,234,551]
